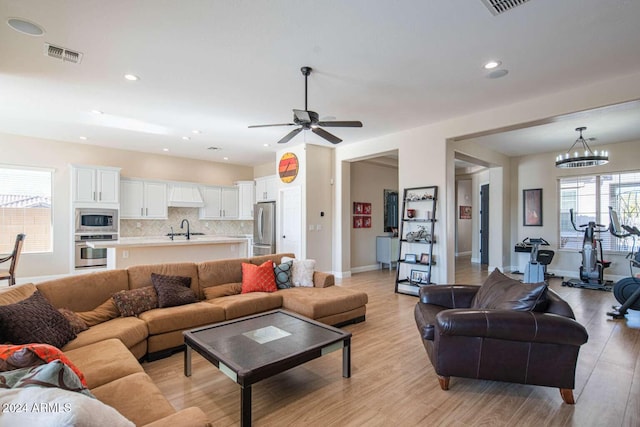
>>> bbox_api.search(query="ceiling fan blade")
[312,127,342,144]
[316,120,363,128]
[277,127,303,144]
[293,109,311,123]
[248,123,296,128]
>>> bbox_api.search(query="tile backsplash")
[120,207,253,237]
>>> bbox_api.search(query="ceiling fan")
[248,66,363,144]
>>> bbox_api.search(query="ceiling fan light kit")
[555,126,609,169]
[249,66,363,144]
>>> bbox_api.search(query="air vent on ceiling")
[480,0,531,16]
[207,146,222,151]
[44,43,83,64]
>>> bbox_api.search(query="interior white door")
[280,187,301,257]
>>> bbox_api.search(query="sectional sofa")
[0,253,368,426]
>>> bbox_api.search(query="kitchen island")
[88,235,251,269]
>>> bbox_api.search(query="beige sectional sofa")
[0,253,368,426]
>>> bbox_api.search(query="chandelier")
[555,127,609,169]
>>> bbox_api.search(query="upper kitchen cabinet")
[167,183,204,208]
[71,165,120,206]
[200,186,238,219]
[236,181,255,220]
[120,179,167,219]
[255,175,278,202]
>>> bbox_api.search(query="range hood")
[168,184,204,207]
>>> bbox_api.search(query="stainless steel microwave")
[75,208,118,233]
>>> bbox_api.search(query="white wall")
[0,133,253,280]
[456,179,472,255]
[350,161,398,271]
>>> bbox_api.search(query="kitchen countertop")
[87,235,250,248]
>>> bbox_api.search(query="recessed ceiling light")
[192,130,201,134]
[182,136,190,141]
[486,69,509,79]
[163,148,169,152]
[7,18,45,36]
[484,60,501,70]
[79,136,88,140]
[91,110,103,115]
[223,157,229,161]
[124,74,139,81]
[263,143,270,147]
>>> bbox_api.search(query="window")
[0,166,52,254]
[559,171,640,252]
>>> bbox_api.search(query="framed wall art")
[523,188,543,226]
[459,205,471,219]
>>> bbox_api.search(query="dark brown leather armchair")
[414,284,588,404]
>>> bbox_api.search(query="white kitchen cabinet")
[255,175,278,202]
[200,186,239,219]
[72,165,120,205]
[236,181,255,220]
[120,179,167,219]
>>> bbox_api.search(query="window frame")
[558,170,640,254]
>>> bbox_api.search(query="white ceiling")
[1,0,640,166]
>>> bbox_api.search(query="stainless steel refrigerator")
[253,201,276,256]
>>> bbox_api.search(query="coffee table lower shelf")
[183,309,352,426]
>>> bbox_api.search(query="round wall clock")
[279,152,299,183]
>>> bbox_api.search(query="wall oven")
[75,208,118,234]
[74,234,117,269]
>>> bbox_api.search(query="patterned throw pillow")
[241,261,278,293]
[273,260,293,289]
[58,308,89,334]
[0,291,76,349]
[112,286,158,317]
[0,360,92,397]
[0,343,88,387]
[151,273,197,308]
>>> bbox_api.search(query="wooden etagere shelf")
[395,185,438,296]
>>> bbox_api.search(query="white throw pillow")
[281,256,316,287]
[0,387,135,427]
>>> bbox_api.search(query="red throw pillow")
[241,261,277,293]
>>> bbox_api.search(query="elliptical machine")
[607,207,640,319]
[562,208,613,291]
[521,238,555,283]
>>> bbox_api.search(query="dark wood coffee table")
[183,309,352,426]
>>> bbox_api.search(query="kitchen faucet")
[180,219,190,240]
[169,226,174,241]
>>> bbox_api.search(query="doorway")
[480,183,489,265]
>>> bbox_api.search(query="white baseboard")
[350,264,381,274]
[470,257,481,264]
[333,270,352,279]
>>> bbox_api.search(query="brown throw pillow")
[151,273,196,308]
[58,308,89,334]
[112,286,158,317]
[76,298,120,327]
[471,268,548,311]
[0,291,76,348]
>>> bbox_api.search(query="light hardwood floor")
[144,258,640,426]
